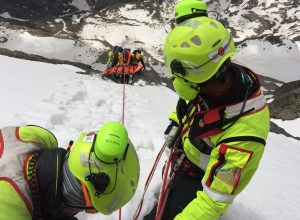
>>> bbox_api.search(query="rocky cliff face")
[269,80,300,120]
[0,0,75,20]
[208,0,300,45]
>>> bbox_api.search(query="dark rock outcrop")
[269,80,300,120]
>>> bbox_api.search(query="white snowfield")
[0,55,300,220]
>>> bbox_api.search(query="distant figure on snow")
[119,48,132,67]
[131,48,146,71]
[174,0,230,29]
[174,0,208,25]
[107,46,123,68]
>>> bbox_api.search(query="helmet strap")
[176,11,208,24]
[81,182,98,213]
[85,133,119,197]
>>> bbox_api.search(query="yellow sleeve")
[174,191,229,220]
[18,125,58,149]
[176,141,264,219]
[168,109,179,124]
[107,51,113,64]
[0,180,32,220]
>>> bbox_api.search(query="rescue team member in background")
[0,122,139,219]
[144,16,270,220]
[119,48,132,67]
[174,0,230,30]
[174,0,208,24]
[131,49,146,71]
[107,46,123,68]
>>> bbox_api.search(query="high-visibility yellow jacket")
[0,126,58,220]
[169,66,270,220]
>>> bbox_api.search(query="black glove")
[176,98,188,125]
[164,120,179,149]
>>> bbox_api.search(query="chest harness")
[170,69,268,181]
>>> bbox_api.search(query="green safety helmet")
[68,122,140,215]
[164,16,237,84]
[174,0,208,24]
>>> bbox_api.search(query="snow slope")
[1,55,300,220]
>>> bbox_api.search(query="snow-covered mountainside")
[209,0,300,45]
[0,0,299,71]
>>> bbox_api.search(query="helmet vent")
[210,21,219,29]
[181,42,190,48]
[191,36,201,46]
[212,39,221,48]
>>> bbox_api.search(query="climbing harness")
[133,99,194,220]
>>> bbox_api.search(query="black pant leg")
[143,171,204,220]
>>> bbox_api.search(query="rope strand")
[122,71,126,126]
[133,141,168,220]
[119,66,128,220]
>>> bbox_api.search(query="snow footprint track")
[51,75,129,133]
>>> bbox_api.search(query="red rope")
[133,141,168,220]
[119,68,127,220]
[122,74,126,126]
[155,148,175,220]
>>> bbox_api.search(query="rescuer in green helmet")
[68,122,140,215]
[174,0,208,24]
[0,122,139,219]
[174,0,230,30]
[144,16,270,220]
[107,46,123,68]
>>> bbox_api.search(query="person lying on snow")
[144,16,270,220]
[0,122,139,220]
